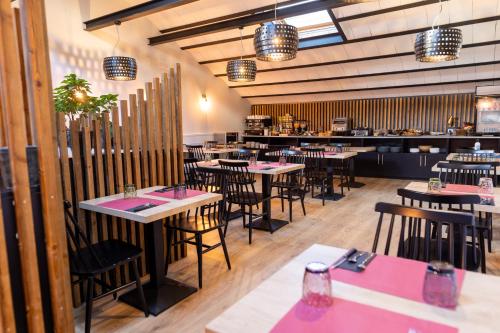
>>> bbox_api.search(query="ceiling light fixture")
[414,0,462,62]
[227,27,257,82]
[254,0,299,62]
[103,21,137,81]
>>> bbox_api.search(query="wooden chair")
[270,150,307,222]
[219,160,270,244]
[437,162,494,186]
[64,201,148,333]
[302,147,332,205]
[233,148,260,161]
[186,144,206,161]
[184,158,202,189]
[372,202,478,271]
[165,167,231,289]
[398,188,487,273]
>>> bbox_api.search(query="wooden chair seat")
[70,240,143,276]
[166,214,226,234]
[227,191,265,205]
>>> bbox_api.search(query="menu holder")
[336,251,371,272]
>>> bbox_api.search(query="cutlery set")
[126,203,158,212]
[331,248,377,272]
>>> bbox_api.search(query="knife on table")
[330,248,357,269]
[126,203,157,212]
[357,253,376,271]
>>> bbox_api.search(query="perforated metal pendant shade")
[415,27,462,62]
[254,22,299,62]
[227,59,257,82]
[103,56,137,81]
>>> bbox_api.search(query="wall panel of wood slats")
[55,67,185,307]
[252,94,476,132]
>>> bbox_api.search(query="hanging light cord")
[239,27,244,59]
[112,21,121,56]
[431,0,443,30]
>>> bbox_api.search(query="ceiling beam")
[215,40,500,77]
[178,0,444,50]
[241,78,499,98]
[159,0,307,34]
[83,0,199,31]
[200,15,500,64]
[148,0,350,45]
[229,60,500,88]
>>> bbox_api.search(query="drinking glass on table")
[422,261,458,308]
[124,184,137,199]
[478,177,494,204]
[249,156,257,166]
[302,262,333,307]
[428,178,442,193]
[278,156,287,166]
[174,184,187,199]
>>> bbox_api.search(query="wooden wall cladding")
[56,65,185,307]
[251,94,476,132]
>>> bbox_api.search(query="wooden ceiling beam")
[200,15,500,64]
[148,0,349,45]
[83,0,199,31]
[241,78,500,98]
[229,60,500,88]
[215,40,500,77]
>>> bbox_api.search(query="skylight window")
[284,10,338,39]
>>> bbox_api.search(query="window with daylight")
[284,10,340,40]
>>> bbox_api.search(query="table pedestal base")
[244,218,289,233]
[120,278,197,316]
[314,193,344,201]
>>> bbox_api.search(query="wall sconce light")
[200,93,210,112]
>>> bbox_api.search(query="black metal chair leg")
[165,227,173,275]
[288,191,293,222]
[301,194,306,216]
[85,277,95,333]
[132,260,149,317]
[248,205,253,244]
[479,231,486,273]
[280,188,285,212]
[195,233,203,288]
[217,227,231,270]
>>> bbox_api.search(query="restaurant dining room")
[2,0,500,332]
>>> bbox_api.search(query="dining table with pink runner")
[206,244,500,333]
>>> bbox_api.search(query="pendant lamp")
[254,1,298,62]
[227,27,257,82]
[415,0,462,62]
[103,21,137,81]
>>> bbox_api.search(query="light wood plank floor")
[75,177,500,333]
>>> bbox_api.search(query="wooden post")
[0,1,45,331]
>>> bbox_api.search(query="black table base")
[313,193,344,201]
[120,278,197,316]
[244,217,289,233]
[340,181,365,188]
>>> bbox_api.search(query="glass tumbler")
[249,156,257,166]
[428,178,442,193]
[302,262,333,307]
[422,261,458,308]
[279,156,287,166]
[174,184,187,199]
[478,177,494,205]
[124,184,137,199]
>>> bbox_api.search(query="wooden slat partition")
[252,94,476,132]
[55,66,185,306]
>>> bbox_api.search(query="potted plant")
[53,73,118,122]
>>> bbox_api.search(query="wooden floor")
[74,177,500,333]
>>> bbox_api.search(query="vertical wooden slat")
[0,2,45,330]
[169,69,179,184]
[137,89,150,188]
[145,83,157,184]
[154,78,165,185]
[0,201,15,333]
[162,73,173,186]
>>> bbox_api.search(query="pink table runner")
[441,184,494,198]
[145,189,207,199]
[98,197,168,211]
[248,164,276,170]
[324,152,338,156]
[271,297,457,333]
[329,255,465,306]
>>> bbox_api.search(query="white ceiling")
[90,0,500,104]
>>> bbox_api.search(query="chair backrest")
[372,202,476,269]
[398,188,480,212]
[186,145,206,160]
[280,149,306,164]
[302,147,325,172]
[184,158,200,189]
[268,145,290,154]
[204,140,218,149]
[218,160,258,204]
[196,166,228,222]
[63,201,105,271]
[436,162,493,185]
[234,148,259,160]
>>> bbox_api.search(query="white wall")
[44,0,250,143]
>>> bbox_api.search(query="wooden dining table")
[405,181,500,214]
[79,186,222,316]
[197,160,304,232]
[206,244,500,333]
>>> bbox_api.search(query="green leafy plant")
[53,74,118,121]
